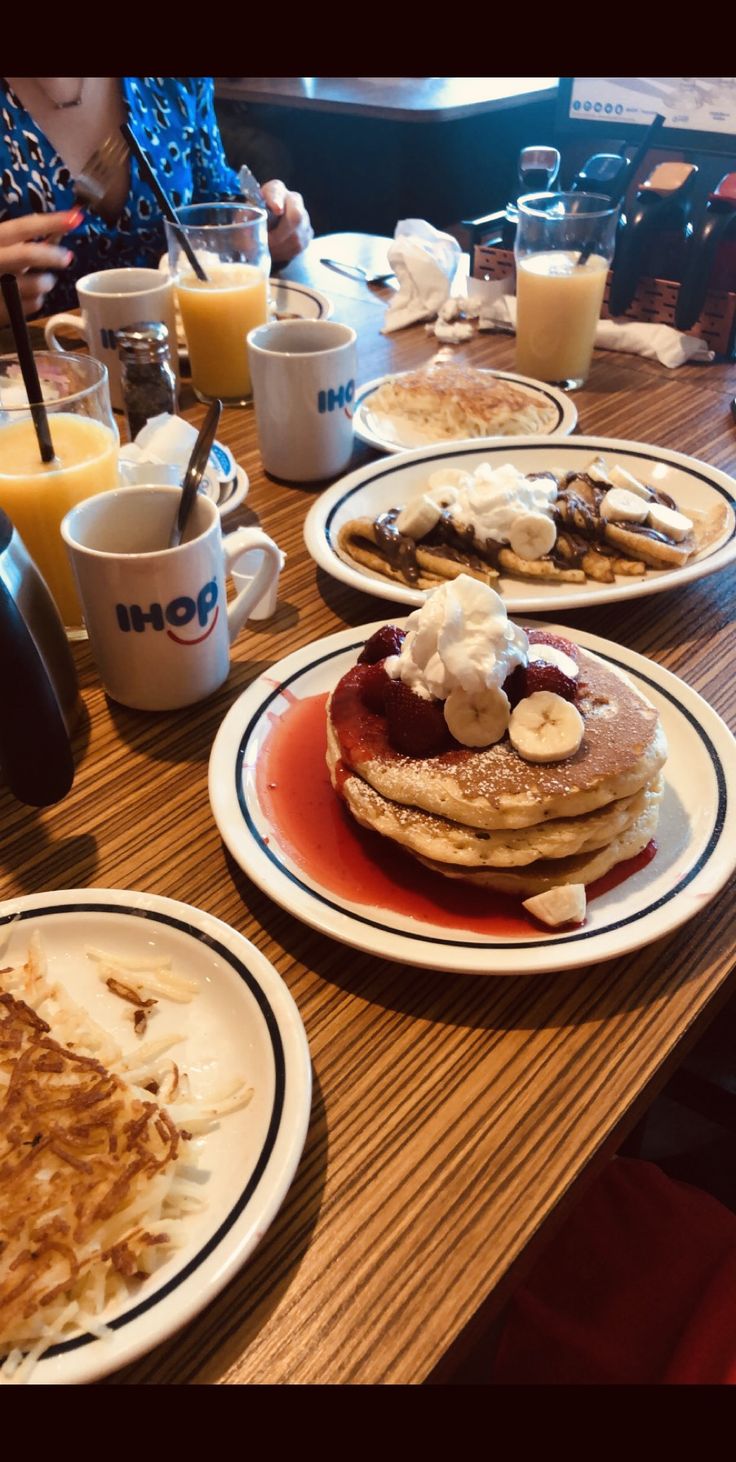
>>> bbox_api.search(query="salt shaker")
[116,322,177,441]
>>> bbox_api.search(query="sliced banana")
[527,643,579,680]
[586,457,612,484]
[396,493,442,539]
[647,502,693,541]
[508,691,584,763]
[608,465,654,500]
[443,686,510,748]
[523,884,587,927]
[599,487,649,524]
[508,512,557,562]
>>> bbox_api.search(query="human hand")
[0,209,83,324]
[261,180,313,264]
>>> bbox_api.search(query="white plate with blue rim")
[304,435,736,613]
[269,278,333,322]
[353,369,577,454]
[207,618,736,977]
[0,888,311,1385]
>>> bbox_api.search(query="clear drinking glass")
[0,352,119,636]
[166,203,269,406]
[514,192,619,389]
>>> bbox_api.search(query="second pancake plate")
[208,622,736,976]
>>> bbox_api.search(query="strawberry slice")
[360,662,391,714]
[503,661,578,706]
[358,625,406,665]
[384,680,453,757]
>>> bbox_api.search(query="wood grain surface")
[1,236,735,1385]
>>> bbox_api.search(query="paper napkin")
[382,220,462,334]
[117,413,237,496]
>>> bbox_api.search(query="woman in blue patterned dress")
[0,77,312,326]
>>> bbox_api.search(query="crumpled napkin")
[473,279,714,367]
[382,219,461,334]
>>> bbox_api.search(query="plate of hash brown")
[304,436,736,613]
[207,619,736,976]
[353,362,577,453]
[0,889,311,1384]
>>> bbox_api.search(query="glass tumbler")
[514,192,620,389]
[166,203,269,406]
[0,352,119,636]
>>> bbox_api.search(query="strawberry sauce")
[254,692,658,938]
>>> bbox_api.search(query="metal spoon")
[320,257,395,285]
[169,400,222,549]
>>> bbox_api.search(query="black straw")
[0,274,56,463]
[121,122,208,282]
[576,113,666,267]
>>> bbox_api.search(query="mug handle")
[44,313,89,351]
[222,528,282,639]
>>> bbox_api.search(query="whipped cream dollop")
[428,462,558,559]
[385,574,528,700]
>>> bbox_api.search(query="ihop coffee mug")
[45,268,179,411]
[61,486,281,711]
[247,319,356,482]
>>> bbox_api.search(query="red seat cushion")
[490,1158,736,1385]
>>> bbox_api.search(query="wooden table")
[2,238,736,1385]
[215,77,559,123]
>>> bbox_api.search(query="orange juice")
[176,261,268,401]
[516,250,609,385]
[0,413,118,626]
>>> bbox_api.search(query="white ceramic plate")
[304,436,736,613]
[353,370,577,454]
[269,279,333,323]
[0,889,311,1384]
[208,620,736,977]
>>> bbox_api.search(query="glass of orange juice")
[0,352,119,636]
[166,204,269,406]
[514,193,620,389]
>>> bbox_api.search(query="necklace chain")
[34,78,85,110]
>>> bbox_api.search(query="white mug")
[247,319,356,482]
[61,486,281,711]
[45,268,179,411]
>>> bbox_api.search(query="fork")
[73,133,130,224]
[320,257,395,286]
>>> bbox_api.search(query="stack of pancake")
[326,634,667,897]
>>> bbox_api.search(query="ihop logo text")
[115,580,220,645]
[318,379,355,415]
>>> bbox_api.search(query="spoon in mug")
[169,399,222,549]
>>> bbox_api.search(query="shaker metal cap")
[115,322,170,357]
